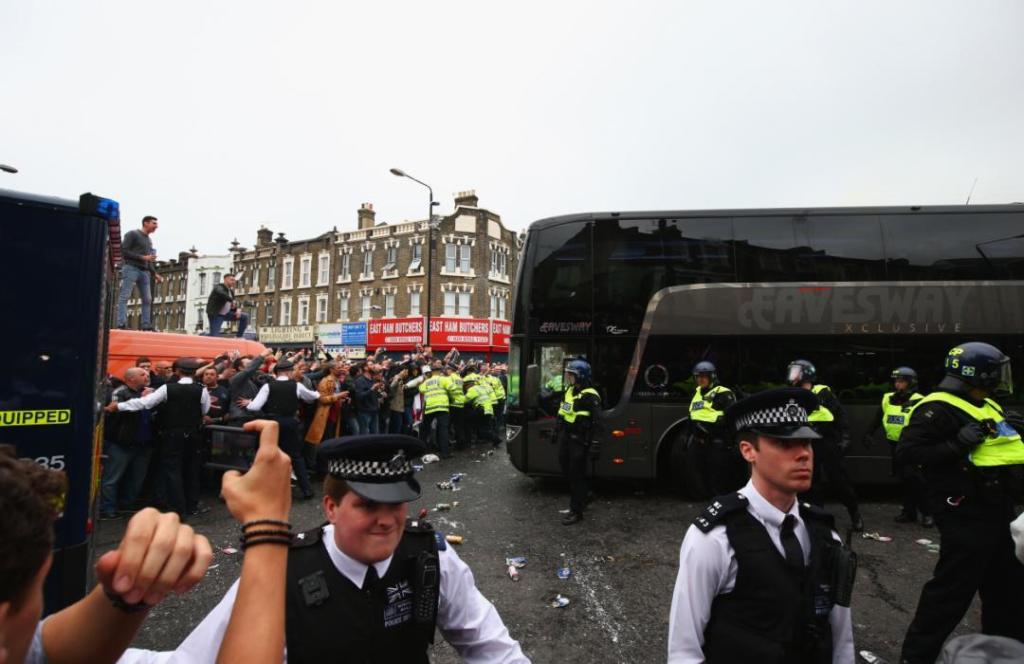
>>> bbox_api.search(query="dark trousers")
[99,440,152,515]
[159,428,201,516]
[472,411,499,445]
[450,407,469,448]
[559,436,589,515]
[273,416,312,497]
[388,410,405,434]
[800,437,859,516]
[901,508,1024,663]
[420,411,450,457]
[891,443,931,517]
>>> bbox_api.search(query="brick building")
[124,250,191,332]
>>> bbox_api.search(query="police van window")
[525,222,592,331]
[633,337,740,402]
[736,336,894,404]
[881,212,1024,280]
[592,217,735,334]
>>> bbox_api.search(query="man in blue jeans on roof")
[116,215,163,330]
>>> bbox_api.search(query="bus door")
[522,341,587,474]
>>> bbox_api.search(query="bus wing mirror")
[524,364,540,408]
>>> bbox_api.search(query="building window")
[316,294,328,323]
[361,251,373,278]
[179,276,186,295]
[198,272,207,296]
[265,302,274,326]
[299,256,311,288]
[459,245,471,273]
[385,293,395,317]
[213,271,222,286]
[280,299,292,325]
[409,244,423,271]
[361,295,372,319]
[339,253,351,280]
[339,295,349,322]
[267,262,276,289]
[252,265,260,289]
[443,291,470,315]
[491,294,507,319]
[282,258,294,289]
[445,244,457,272]
[409,291,420,316]
[490,294,498,318]
[317,254,330,285]
[298,297,310,325]
[383,246,397,272]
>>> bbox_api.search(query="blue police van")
[0,188,122,612]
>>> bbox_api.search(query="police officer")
[443,364,469,450]
[484,364,507,437]
[556,359,601,526]
[246,359,321,499]
[685,361,739,497]
[897,342,1024,664]
[418,365,451,459]
[161,435,530,663]
[107,357,210,518]
[667,387,856,664]
[464,374,499,447]
[863,367,930,526]
[788,359,864,532]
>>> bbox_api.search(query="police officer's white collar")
[321,524,392,588]
[274,374,291,381]
[739,479,802,531]
[178,376,195,384]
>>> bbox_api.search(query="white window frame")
[383,246,397,272]
[298,296,310,325]
[459,245,471,273]
[443,291,456,316]
[317,254,330,286]
[299,256,312,288]
[338,252,351,282]
[267,262,276,290]
[281,258,294,290]
[445,244,457,272]
[361,251,374,279]
[409,291,420,316]
[198,272,207,296]
[385,293,395,317]
[316,294,328,323]
[264,301,274,326]
[408,243,423,272]
[458,292,471,315]
[361,295,372,319]
[280,299,292,325]
[338,295,349,322]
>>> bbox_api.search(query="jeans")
[159,429,201,517]
[357,411,379,435]
[99,440,152,515]
[116,264,152,328]
[344,415,360,437]
[208,311,250,337]
[388,411,405,434]
[420,411,450,457]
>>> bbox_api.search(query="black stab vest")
[702,500,836,664]
[284,524,438,664]
[160,383,204,430]
[265,380,299,417]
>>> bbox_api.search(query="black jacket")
[206,283,235,318]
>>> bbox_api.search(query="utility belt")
[966,464,1024,505]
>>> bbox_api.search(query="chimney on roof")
[454,190,478,208]
[357,203,376,230]
[257,226,273,247]
[177,252,190,262]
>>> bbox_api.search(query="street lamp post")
[390,168,440,345]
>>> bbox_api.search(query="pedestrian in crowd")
[684,361,740,497]
[897,342,1024,664]
[386,364,411,434]
[0,445,213,664]
[354,362,383,435]
[419,365,452,459]
[303,361,351,472]
[243,358,320,500]
[205,273,249,337]
[135,356,152,374]
[667,387,856,664]
[444,363,469,449]
[106,357,210,519]
[556,359,601,526]
[228,350,273,423]
[157,434,531,663]
[99,367,155,519]
[787,359,864,532]
[863,366,930,526]
[201,366,230,426]
[115,215,163,331]
[149,360,173,389]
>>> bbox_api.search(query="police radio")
[413,550,439,626]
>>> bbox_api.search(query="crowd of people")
[98,344,509,520]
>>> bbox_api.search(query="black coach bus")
[505,205,1024,488]
[0,189,121,612]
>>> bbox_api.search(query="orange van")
[107,329,266,378]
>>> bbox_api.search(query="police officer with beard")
[556,359,601,526]
[897,342,1024,664]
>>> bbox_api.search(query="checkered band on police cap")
[734,398,809,432]
[327,450,413,481]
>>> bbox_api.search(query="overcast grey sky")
[2,1,1022,256]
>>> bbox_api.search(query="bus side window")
[533,343,586,415]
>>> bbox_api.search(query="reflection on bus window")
[533,342,587,416]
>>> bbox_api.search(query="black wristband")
[103,587,151,614]
[242,536,293,550]
[240,529,293,543]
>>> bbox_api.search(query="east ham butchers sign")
[645,282,1024,336]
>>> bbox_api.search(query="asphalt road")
[95,444,979,663]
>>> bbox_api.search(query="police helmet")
[787,359,816,385]
[692,361,717,383]
[944,342,1013,397]
[891,366,918,392]
[565,358,592,383]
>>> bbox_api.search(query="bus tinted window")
[526,222,592,330]
[593,218,734,333]
[633,336,740,401]
[882,212,1024,280]
[591,337,637,406]
[734,215,886,282]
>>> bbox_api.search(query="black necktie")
[780,515,805,572]
[362,565,379,591]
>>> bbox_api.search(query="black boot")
[849,510,864,532]
[561,512,583,526]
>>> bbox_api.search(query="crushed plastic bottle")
[421,454,441,464]
[859,650,890,663]
[915,538,933,546]
[507,565,520,581]
[506,556,527,568]
[450,473,465,482]
[557,567,571,580]
[861,532,893,543]
[436,481,453,491]
[435,503,453,511]
[549,594,570,608]
[445,534,464,545]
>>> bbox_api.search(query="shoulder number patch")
[693,492,748,533]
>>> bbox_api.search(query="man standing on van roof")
[207,273,250,337]
[116,215,163,331]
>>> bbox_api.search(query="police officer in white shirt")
[155,434,530,664]
[667,387,857,664]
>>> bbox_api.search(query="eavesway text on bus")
[737,286,971,333]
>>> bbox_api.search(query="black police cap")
[274,358,294,372]
[173,357,204,371]
[318,434,426,504]
[723,387,822,440]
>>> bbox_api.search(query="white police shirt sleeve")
[436,545,530,663]
[295,382,320,403]
[117,385,169,411]
[667,523,734,664]
[828,531,855,664]
[247,383,270,412]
